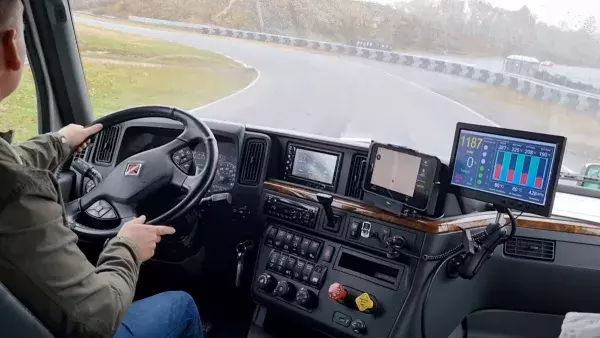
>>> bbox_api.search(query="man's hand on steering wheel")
[59,123,103,153]
[65,106,219,239]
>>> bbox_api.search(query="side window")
[0,64,38,142]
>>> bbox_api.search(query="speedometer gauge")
[216,162,236,189]
[193,139,238,192]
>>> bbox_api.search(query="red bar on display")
[520,173,528,185]
[535,177,543,189]
[494,164,502,179]
[507,169,515,182]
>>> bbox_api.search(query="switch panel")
[265,225,323,261]
[257,192,419,338]
[346,217,417,253]
[265,249,327,289]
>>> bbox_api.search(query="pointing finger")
[85,124,103,137]
[155,226,176,236]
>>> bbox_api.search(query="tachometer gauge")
[215,162,236,189]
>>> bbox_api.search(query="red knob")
[328,282,348,301]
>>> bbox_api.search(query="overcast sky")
[369,0,600,27]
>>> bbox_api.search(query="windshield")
[68,1,599,198]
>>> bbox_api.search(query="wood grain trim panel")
[264,180,497,233]
[516,217,600,237]
[264,180,600,236]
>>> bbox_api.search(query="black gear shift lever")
[316,193,335,227]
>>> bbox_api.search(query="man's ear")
[2,29,22,72]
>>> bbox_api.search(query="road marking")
[370,66,501,128]
[364,65,576,173]
[79,15,579,174]
[191,56,261,113]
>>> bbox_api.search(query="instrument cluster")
[193,140,238,192]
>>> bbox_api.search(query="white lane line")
[371,67,501,128]
[105,15,577,175]
[191,59,261,113]
[77,17,262,114]
[221,54,252,69]
[365,66,577,173]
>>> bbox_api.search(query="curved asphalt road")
[78,17,594,170]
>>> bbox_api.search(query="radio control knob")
[295,288,317,308]
[257,273,277,293]
[350,319,367,335]
[274,281,296,300]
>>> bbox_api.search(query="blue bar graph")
[500,152,511,181]
[515,154,525,183]
[527,156,540,188]
[537,158,548,183]
[492,151,549,190]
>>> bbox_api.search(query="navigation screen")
[371,147,422,197]
[292,148,338,184]
[451,129,557,206]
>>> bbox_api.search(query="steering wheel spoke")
[170,163,190,189]
[111,202,136,221]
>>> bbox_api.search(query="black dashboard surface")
[80,116,600,338]
[107,121,240,194]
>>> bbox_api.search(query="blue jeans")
[114,291,203,338]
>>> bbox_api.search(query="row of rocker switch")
[266,250,327,288]
[266,227,322,261]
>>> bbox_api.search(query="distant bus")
[351,39,393,51]
[503,55,540,77]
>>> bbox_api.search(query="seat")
[0,282,54,338]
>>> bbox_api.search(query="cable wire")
[419,210,523,261]
[420,251,463,338]
[420,209,524,338]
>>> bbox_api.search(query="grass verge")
[1,22,256,142]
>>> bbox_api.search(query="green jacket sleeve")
[0,168,141,338]
[11,133,71,171]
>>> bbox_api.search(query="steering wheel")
[65,106,218,238]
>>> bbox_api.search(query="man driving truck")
[0,1,203,337]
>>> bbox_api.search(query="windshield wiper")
[559,172,600,184]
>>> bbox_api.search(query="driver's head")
[0,0,25,102]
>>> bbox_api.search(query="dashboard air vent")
[346,154,367,199]
[240,139,266,185]
[94,126,120,164]
[74,141,92,160]
[504,236,555,261]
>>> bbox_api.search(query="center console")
[253,189,425,337]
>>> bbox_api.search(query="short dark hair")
[0,0,21,30]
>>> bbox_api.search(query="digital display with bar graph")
[451,129,557,206]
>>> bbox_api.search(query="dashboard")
[80,117,600,338]
[193,140,237,192]
[115,126,238,193]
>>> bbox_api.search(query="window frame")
[24,0,93,133]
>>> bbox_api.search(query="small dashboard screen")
[451,129,557,206]
[364,143,439,211]
[291,148,338,184]
[370,147,421,197]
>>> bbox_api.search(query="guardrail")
[127,15,600,115]
[509,73,599,98]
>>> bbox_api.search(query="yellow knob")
[355,292,375,312]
